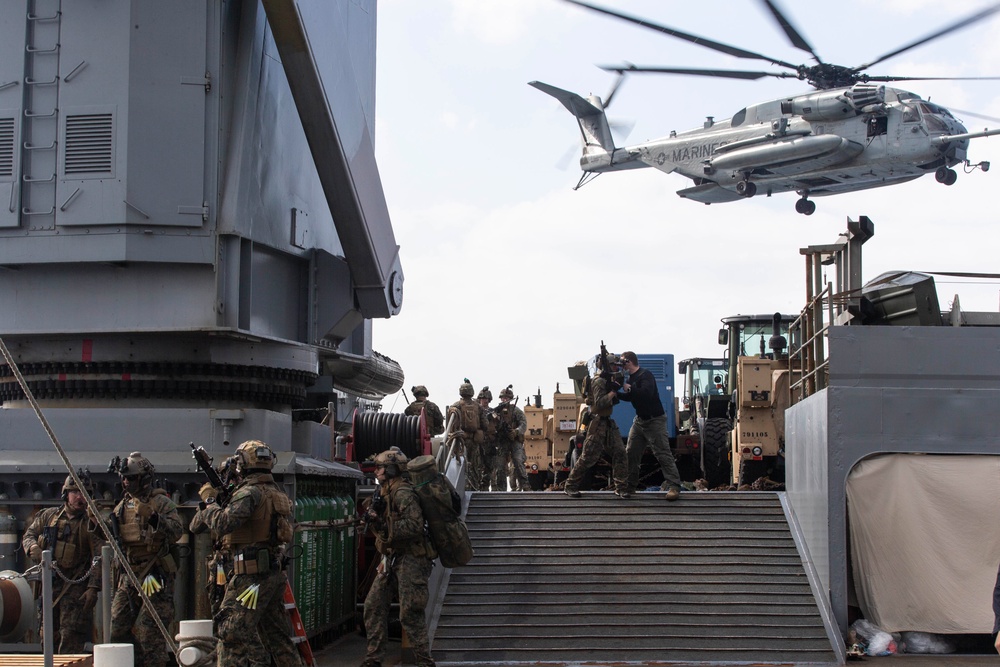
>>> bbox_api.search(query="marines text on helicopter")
[532,0,1000,215]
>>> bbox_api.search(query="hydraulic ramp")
[429,491,842,666]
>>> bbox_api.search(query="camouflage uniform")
[21,475,104,653]
[477,387,497,492]
[405,386,445,436]
[363,450,437,667]
[195,440,302,667]
[492,391,528,491]
[447,382,491,491]
[188,456,238,619]
[109,453,183,667]
[564,374,628,495]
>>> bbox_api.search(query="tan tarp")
[846,454,1000,633]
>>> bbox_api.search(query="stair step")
[433,491,838,665]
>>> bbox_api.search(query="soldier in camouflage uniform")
[404,385,445,436]
[193,439,301,667]
[492,386,528,491]
[22,471,103,653]
[188,455,239,617]
[109,452,183,667]
[447,380,490,491]
[564,355,629,498]
[361,449,437,667]
[477,387,497,491]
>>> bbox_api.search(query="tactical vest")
[482,408,497,438]
[221,475,293,552]
[37,507,87,570]
[405,400,426,417]
[118,489,169,564]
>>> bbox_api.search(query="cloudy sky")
[370,0,1000,412]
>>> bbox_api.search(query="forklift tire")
[702,418,732,488]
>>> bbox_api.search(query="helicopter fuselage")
[592,85,970,204]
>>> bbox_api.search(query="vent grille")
[64,113,113,175]
[0,118,13,178]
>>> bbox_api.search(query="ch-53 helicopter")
[532,0,1000,215]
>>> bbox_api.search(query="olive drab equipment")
[459,379,475,399]
[406,455,474,568]
[477,386,492,402]
[458,401,481,433]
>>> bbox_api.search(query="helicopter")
[532,0,1000,215]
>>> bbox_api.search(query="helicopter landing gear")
[795,197,816,215]
[736,179,756,197]
[935,166,958,186]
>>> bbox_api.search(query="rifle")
[362,483,386,534]
[190,442,233,507]
[599,340,623,391]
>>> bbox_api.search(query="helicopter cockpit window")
[919,102,953,118]
[919,103,952,132]
[901,103,920,123]
[731,108,747,127]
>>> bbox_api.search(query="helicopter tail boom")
[530,80,617,162]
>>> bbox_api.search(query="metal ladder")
[18,0,62,227]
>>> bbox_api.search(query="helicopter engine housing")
[781,84,885,121]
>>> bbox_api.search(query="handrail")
[789,283,834,402]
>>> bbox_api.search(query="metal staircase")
[431,491,840,665]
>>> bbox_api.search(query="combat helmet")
[235,439,275,473]
[61,470,94,500]
[596,352,620,373]
[373,447,408,477]
[459,378,475,398]
[477,386,492,402]
[412,385,429,398]
[499,385,514,400]
[119,452,155,495]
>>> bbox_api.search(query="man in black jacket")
[617,351,683,501]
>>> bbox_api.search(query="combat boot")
[564,488,581,498]
[664,486,681,501]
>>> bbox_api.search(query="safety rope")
[176,635,218,667]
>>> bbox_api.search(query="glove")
[28,545,42,562]
[81,588,98,611]
[198,482,217,502]
[136,503,153,520]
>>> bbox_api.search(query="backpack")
[458,400,480,433]
[406,455,474,568]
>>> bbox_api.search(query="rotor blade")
[759,0,821,62]
[562,0,802,70]
[609,118,636,144]
[603,68,627,107]
[859,74,1000,82]
[944,107,1000,124]
[555,143,578,171]
[599,64,801,81]
[852,2,1000,73]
